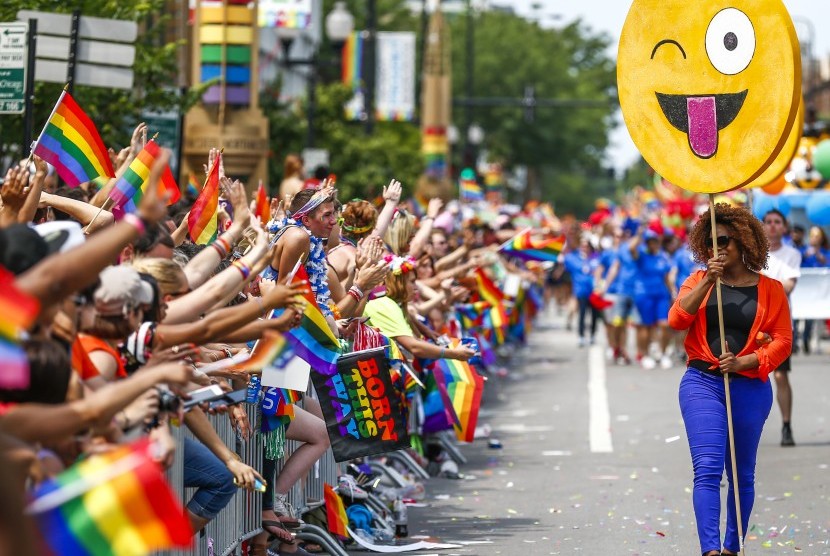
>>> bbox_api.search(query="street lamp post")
[278,2,354,149]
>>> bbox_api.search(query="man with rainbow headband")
[255,185,340,554]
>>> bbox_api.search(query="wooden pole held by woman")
[708,194,745,555]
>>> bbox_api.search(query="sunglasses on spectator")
[708,235,732,249]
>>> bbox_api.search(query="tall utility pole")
[365,0,377,134]
[463,0,474,168]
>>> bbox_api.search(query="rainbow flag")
[236,331,295,373]
[32,90,114,188]
[186,173,200,197]
[188,152,219,244]
[254,180,271,224]
[501,229,566,263]
[30,439,192,555]
[107,140,180,213]
[342,32,364,120]
[0,268,40,389]
[473,268,504,306]
[459,168,483,201]
[280,266,341,375]
[324,483,349,539]
[430,341,485,443]
[261,386,301,433]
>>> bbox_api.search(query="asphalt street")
[399,308,830,555]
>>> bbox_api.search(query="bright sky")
[511,0,830,173]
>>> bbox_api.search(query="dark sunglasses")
[708,235,732,249]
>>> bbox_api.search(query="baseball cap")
[644,229,660,241]
[93,265,154,316]
[0,221,84,275]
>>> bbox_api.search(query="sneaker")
[337,474,369,500]
[578,336,586,348]
[272,493,303,527]
[659,355,673,369]
[781,424,795,447]
[589,336,596,346]
[640,355,656,370]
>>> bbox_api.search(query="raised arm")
[39,191,114,232]
[371,179,402,240]
[408,198,443,259]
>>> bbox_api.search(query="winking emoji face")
[618,0,801,194]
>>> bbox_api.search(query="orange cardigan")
[668,270,792,381]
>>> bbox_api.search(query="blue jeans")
[679,369,772,554]
[183,437,236,520]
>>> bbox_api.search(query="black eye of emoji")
[706,8,755,75]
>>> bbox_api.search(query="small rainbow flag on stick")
[188,151,220,244]
[500,229,565,263]
[459,168,483,201]
[280,265,341,376]
[324,483,349,539]
[430,341,485,443]
[32,89,115,188]
[254,180,271,224]
[473,267,504,306]
[29,439,192,555]
[107,140,180,213]
[235,331,294,374]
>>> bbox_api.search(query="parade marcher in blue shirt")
[630,226,676,369]
[596,227,636,364]
[563,237,601,347]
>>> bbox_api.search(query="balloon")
[752,193,791,220]
[814,140,830,181]
[806,193,830,225]
[762,173,788,195]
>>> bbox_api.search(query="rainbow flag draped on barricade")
[499,228,565,263]
[30,439,192,556]
[0,267,40,389]
[324,483,350,539]
[430,341,485,443]
[107,140,181,213]
[32,89,115,188]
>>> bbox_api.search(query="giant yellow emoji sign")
[618,0,802,194]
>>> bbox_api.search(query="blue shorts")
[606,294,636,326]
[634,294,670,326]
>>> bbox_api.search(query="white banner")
[791,268,830,320]
[375,32,416,122]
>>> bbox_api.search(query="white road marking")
[588,345,614,453]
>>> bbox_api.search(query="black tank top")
[705,284,758,357]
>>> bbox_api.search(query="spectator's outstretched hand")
[1,165,31,212]
[383,179,402,204]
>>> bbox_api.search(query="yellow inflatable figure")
[618,1,801,193]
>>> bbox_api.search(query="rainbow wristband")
[232,260,251,280]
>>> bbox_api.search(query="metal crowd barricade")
[158,403,263,556]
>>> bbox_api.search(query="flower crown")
[384,254,416,275]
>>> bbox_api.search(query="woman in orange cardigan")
[668,204,792,556]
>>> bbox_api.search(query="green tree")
[0,0,204,162]
[447,10,618,216]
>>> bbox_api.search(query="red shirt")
[668,270,792,381]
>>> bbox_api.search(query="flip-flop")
[262,520,295,544]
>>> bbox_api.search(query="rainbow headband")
[385,254,416,275]
[290,188,336,220]
[342,221,374,234]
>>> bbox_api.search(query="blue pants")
[679,369,772,555]
[183,437,237,520]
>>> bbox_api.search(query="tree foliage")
[447,11,618,216]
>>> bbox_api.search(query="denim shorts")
[183,437,237,520]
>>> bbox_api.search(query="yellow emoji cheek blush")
[618,0,801,194]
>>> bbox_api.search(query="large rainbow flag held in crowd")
[500,228,565,263]
[30,439,192,556]
[107,140,180,213]
[188,151,220,245]
[32,89,115,188]
[281,266,341,375]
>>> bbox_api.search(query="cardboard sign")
[311,348,409,462]
[618,1,801,193]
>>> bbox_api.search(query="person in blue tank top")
[562,238,600,347]
[630,226,675,369]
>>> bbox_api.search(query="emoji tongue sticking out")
[687,96,718,159]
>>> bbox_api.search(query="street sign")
[0,22,28,114]
[16,10,136,91]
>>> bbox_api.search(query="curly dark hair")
[688,203,769,272]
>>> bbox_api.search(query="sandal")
[262,519,295,544]
[298,542,323,554]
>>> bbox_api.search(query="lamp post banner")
[375,31,415,122]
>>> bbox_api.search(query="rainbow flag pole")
[496,227,532,252]
[26,84,69,163]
